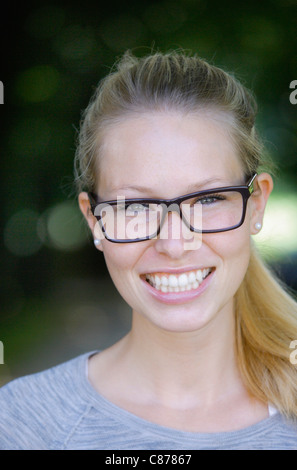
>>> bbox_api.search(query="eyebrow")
[110,178,234,196]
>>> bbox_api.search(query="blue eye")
[128,203,147,211]
[125,203,149,215]
[195,194,226,205]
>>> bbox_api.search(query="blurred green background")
[1,0,297,385]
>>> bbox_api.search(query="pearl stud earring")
[94,238,101,247]
[255,222,262,231]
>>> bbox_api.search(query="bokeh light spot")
[239,17,281,52]
[54,25,96,60]
[45,201,88,251]
[254,193,297,260]
[16,65,60,102]
[4,209,43,257]
[53,25,100,73]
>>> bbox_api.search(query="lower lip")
[141,270,215,305]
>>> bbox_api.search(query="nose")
[154,211,201,258]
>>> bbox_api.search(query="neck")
[118,305,244,408]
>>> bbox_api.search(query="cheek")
[206,226,251,276]
[101,242,142,282]
[101,242,148,310]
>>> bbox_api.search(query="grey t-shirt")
[0,351,296,450]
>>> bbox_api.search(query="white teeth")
[196,270,203,284]
[168,275,178,287]
[188,271,196,283]
[178,273,188,287]
[161,276,168,286]
[155,275,161,287]
[146,268,212,292]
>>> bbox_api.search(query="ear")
[249,172,273,234]
[78,192,104,251]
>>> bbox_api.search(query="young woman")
[1,51,297,450]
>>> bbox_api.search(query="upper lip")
[141,266,214,276]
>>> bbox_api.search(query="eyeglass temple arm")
[88,192,98,207]
[247,173,257,194]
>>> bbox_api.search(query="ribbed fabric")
[0,352,296,450]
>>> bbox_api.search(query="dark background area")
[0,0,296,385]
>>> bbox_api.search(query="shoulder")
[245,413,297,450]
[271,413,297,447]
[0,352,93,450]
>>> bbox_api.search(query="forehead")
[97,111,243,198]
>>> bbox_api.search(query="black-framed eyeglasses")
[88,173,257,243]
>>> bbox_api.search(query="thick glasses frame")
[88,173,257,243]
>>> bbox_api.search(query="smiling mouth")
[144,268,214,293]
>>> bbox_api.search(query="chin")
[136,305,219,334]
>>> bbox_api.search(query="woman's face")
[81,111,271,334]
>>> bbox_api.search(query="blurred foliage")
[0,0,296,379]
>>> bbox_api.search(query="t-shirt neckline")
[75,350,280,444]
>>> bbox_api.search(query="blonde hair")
[74,50,297,417]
